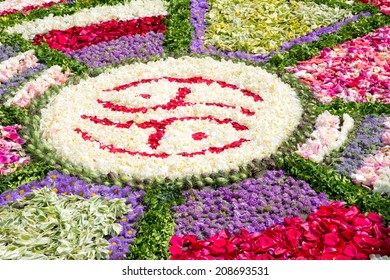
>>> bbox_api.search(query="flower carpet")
[0,0,389,260]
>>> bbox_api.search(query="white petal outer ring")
[39,56,303,179]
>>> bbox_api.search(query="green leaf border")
[0,0,389,260]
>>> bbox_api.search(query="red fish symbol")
[75,76,262,158]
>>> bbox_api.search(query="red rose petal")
[285,228,301,248]
[216,229,230,240]
[169,202,390,260]
[352,217,372,228]
[58,35,68,45]
[308,248,321,258]
[200,248,210,256]
[239,242,252,251]
[361,237,383,248]
[213,239,227,248]
[340,229,355,240]
[371,224,384,239]
[210,245,226,255]
[343,243,358,257]
[367,212,383,223]
[170,235,183,247]
[303,228,321,241]
[33,16,167,52]
[183,235,197,244]
[169,245,182,255]
[344,206,360,221]
[331,201,347,209]
[315,208,331,217]
[258,235,276,249]
[190,241,206,250]
[301,241,316,250]
[192,132,208,141]
[274,246,289,256]
[334,255,351,260]
[323,246,338,254]
[353,236,364,248]
[355,253,369,260]
[255,254,275,260]
[226,244,235,253]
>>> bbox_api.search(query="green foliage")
[277,154,390,225]
[127,209,175,260]
[0,188,129,259]
[127,182,184,260]
[324,99,390,116]
[204,0,353,54]
[33,43,88,74]
[299,0,381,14]
[0,33,88,75]
[0,0,389,259]
[265,13,390,70]
[0,160,54,193]
[163,0,193,55]
[0,105,27,126]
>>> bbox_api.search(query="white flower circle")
[39,56,302,179]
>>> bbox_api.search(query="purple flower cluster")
[189,0,370,63]
[172,170,330,239]
[335,115,387,176]
[0,171,145,260]
[0,44,20,63]
[189,0,211,54]
[65,32,165,68]
[0,64,47,97]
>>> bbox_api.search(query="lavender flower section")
[0,44,20,63]
[172,170,329,239]
[0,171,145,260]
[0,64,47,97]
[189,0,209,54]
[189,0,370,63]
[66,32,164,68]
[335,115,387,176]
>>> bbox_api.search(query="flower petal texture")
[38,56,302,179]
[169,202,390,260]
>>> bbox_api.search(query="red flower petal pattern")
[287,26,390,104]
[169,202,390,260]
[33,16,167,52]
[0,0,68,16]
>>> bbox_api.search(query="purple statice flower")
[0,64,47,98]
[189,0,371,63]
[334,115,387,176]
[172,170,330,239]
[0,44,20,63]
[0,170,145,260]
[65,32,165,68]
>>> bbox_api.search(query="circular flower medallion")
[39,57,302,179]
